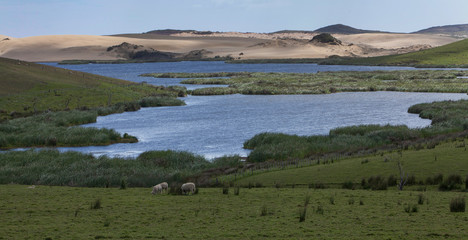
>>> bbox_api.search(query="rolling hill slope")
[0,57,178,119]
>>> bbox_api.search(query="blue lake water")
[42,62,468,159]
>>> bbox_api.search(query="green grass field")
[1,184,467,239]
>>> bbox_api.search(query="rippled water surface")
[43,62,468,158]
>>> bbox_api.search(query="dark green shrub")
[404,204,418,213]
[222,186,229,195]
[439,174,463,191]
[450,196,466,212]
[387,175,397,187]
[120,179,127,190]
[91,199,101,210]
[342,181,355,190]
[234,186,240,196]
[260,205,268,216]
[417,193,426,205]
[367,175,388,190]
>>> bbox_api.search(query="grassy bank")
[2,184,468,239]
[152,70,468,95]
[0,96,185,149]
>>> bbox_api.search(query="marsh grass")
[173,70,468,96]
[450,196,466,212]
[0,149,220,187]
[0,96,184,149]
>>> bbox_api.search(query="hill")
[319,38,468,67]
[0,57,180,119]
[313,24,384,34]
[414,24,468,37]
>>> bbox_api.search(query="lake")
[43,62,468,159]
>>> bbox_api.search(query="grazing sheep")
[181,182,196,195]
[151,184,163,195]
[160,182,168,192]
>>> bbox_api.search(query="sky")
[2,0,468,38]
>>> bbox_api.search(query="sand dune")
[0,33,460,62]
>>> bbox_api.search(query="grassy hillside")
[234,139,468,187]
[0,57,182,120]
[319,39,468,67]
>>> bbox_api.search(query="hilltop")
[414,23,468,37]
[313,24,385,34]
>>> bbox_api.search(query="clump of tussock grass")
[404,204,418,213]
[260,204,269,216]
[222,186,229,195]
[91,199,102,210]
[342,181,355,190]
[234,186,240,196]
[417,193,426,205]
[439,174,463,191]
[450,196,466,212]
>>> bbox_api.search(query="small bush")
[91,199,101,210]
[234,186,240,196]
[387,175,397,187]
[222,186,229,195]
[255,182,263,188]
[439,174,463,191]
[367,175,388,190]
[348,197,355,205]
[329,196,335,205]
[450,196,466,212]
[119,179,127,190]
[342,181,354,190]
[404,204,418,213]
[260,205,268,216]
[406,174,416,185]
[417,193,426,205]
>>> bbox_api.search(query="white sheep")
[181,182,196,195]
[151,184,163,195]
[160,182,168,192]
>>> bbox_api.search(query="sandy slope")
[0,33,460,62]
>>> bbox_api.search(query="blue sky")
[2,0,468,37]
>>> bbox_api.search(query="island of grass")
[0,57,186,148]
[141,70,468,95]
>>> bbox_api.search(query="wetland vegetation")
[142,70,468,95]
